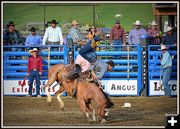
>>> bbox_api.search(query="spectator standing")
[162,26,177,46]
[128,20,147,50]
[43,19,63,45]
[3,21,24,46]
[110,20,126,53]
[67,20,82,63]
[158,44,173,97]
[69,20,82,45]
[27,48,42,97]
[43,19,63,59]
[147,21,162,45]
[25,27,42,46]
[3,21,24,58]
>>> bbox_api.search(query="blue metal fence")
[3,45,68,80]
[148,45,177,96]
[3,44,177,96]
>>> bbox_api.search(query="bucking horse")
[44,63,110,124]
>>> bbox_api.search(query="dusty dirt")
[2,96,177,127]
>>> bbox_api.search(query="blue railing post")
[137,45,142,96]
[63,45,68,65]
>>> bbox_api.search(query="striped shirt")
[69,27,82,43]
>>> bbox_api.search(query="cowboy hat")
[50,19,59,24]
[71,20,79,26]
[28,27,38,32]
[149,20,157,26]
[158,44,167,51]
[167,26,173,32]
[29,48,39,53]
[7,21,15,27]
[133,20,141,25]
[122,102,131,108]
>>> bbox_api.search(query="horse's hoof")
[100,119,107,124]
[61,107,64,111]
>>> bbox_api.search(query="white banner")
[101,80,138,95]
[3,80,66,96]
[149,80,177,96]
[3,80,138,96]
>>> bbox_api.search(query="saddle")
[67,64,82,80]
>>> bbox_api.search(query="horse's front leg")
[86,102,97,122]
[55,86,65,111]
[77,98,93,123]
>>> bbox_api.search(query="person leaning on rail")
[25,27,42,47]
[128,20,147,50]
[110,19,126,58]
[43,19,64,59]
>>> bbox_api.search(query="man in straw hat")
[66,20,83,63]
[27,48,42,97]
[162,26,177,46]
[147,20,162,45]
[128,20,147,49]
[25,27,42,46]
[69,20,82,44]
[158,44,173,97]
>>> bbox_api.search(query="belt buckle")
[33,69,37,71]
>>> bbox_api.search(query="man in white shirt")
[43,19,64,59]
[43,19,63,45]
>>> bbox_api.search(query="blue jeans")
[29,70,41,95]
[79,42,97,63]
[113,39,123,59]
[162,67,172,96]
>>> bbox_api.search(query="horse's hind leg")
[44,80,54,103]
[55,86,65,111]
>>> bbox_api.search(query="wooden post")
[155,15,162,32]
[168,15,175,27]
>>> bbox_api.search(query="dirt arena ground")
[3,96,177,127]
